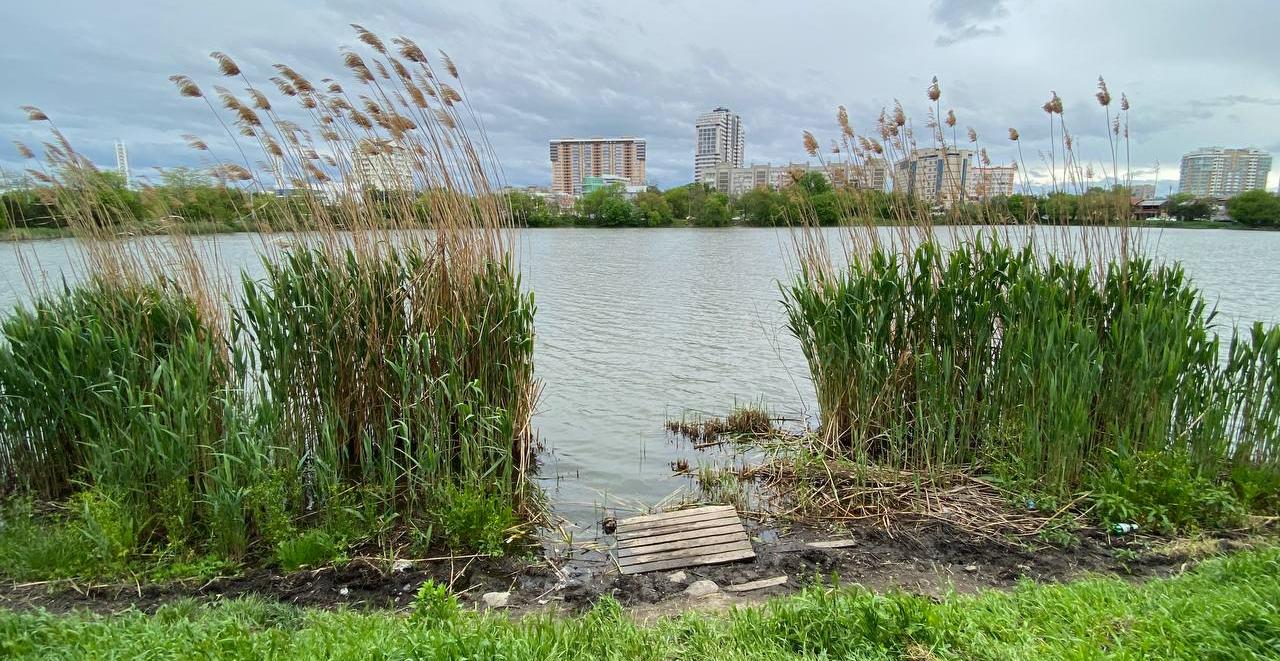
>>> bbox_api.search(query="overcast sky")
[4,0,1279,194]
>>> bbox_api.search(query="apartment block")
[894,148,973,207]
[966,164,1017,200]
[353,139,414,192]
[1178,147,1272,198]
[550,138,646,196]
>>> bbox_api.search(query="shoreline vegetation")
[0,215,1268,243]
[3,27,1280,660]
[3,29,539,583]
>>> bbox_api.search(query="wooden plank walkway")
[614,505,755,575]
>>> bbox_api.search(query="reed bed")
[0,26,537,576]
[781,79,1280,532]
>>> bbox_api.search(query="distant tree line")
[7,166,1278,232]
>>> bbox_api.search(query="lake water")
[4,227,1280,532]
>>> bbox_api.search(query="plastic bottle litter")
[1112,523,1138,535]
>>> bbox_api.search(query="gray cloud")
[3,0,1278,194]
[931,0,1009,45]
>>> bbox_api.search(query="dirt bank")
[1,518,1258,618]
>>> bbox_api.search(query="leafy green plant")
[431,484,518,556]
[1095,451,1246,534]
[411,580,459,626]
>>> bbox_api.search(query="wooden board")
[614,505,755,575]
[725,575,788,592]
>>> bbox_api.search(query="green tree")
[1226,190,1280,227]
[736,187,786,226]
[663,186,691,221]
[808,191,841,225]
[633,189,673,226]
[1004,194,1032,223]
[576,186,637,227]
[1166,193,1214,222]
[0,189,58,228]
[1038,192,1078,224]
[504,191,562,227]
[794,171,832,196]
[693,193,731,227]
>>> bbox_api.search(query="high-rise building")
[694,107,745,183]
[114,140,131,188]
[353,139,414,191]
[549,138,646,196]
[967,164,1018,200]
[1178,147,1272,198]
[893,148,973,207]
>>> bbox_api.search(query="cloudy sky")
[4,0,1279,193]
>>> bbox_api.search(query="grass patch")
[0,547,1276,659]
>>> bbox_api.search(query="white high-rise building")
[1178,147,1272,198]
[695,107,744,183]
[353,140,414,192]
[114,140,131,188]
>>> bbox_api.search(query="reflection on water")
[3,227,1280,527]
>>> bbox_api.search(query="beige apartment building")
[704,160,889,197]
[967,164,1018,200]
[549,138,646,196]
[894,148,973,207]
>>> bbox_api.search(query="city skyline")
[3,1,1279,193]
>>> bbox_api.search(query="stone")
[391,559,414,573]
[684,579,720,598]
[481,591,510,608]
[667,571,688,583]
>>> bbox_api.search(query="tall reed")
[784,79,1280,526]
[1,26,538,569]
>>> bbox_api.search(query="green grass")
[1,546,1276,659]
[783,239,1280,531]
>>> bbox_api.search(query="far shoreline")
[1,219,1270,243]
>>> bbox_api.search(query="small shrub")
[1095,451,1246,533]
[432,485,518,556]
[275,530,342,571]
[73,489,139,568]
[411,580,459,626]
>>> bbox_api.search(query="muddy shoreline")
[1,517,1257,617]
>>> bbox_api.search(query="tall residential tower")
[549,137,646,196]
[1178,147,1271,198]
[114,140,131,188]
[694,107,744,183]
